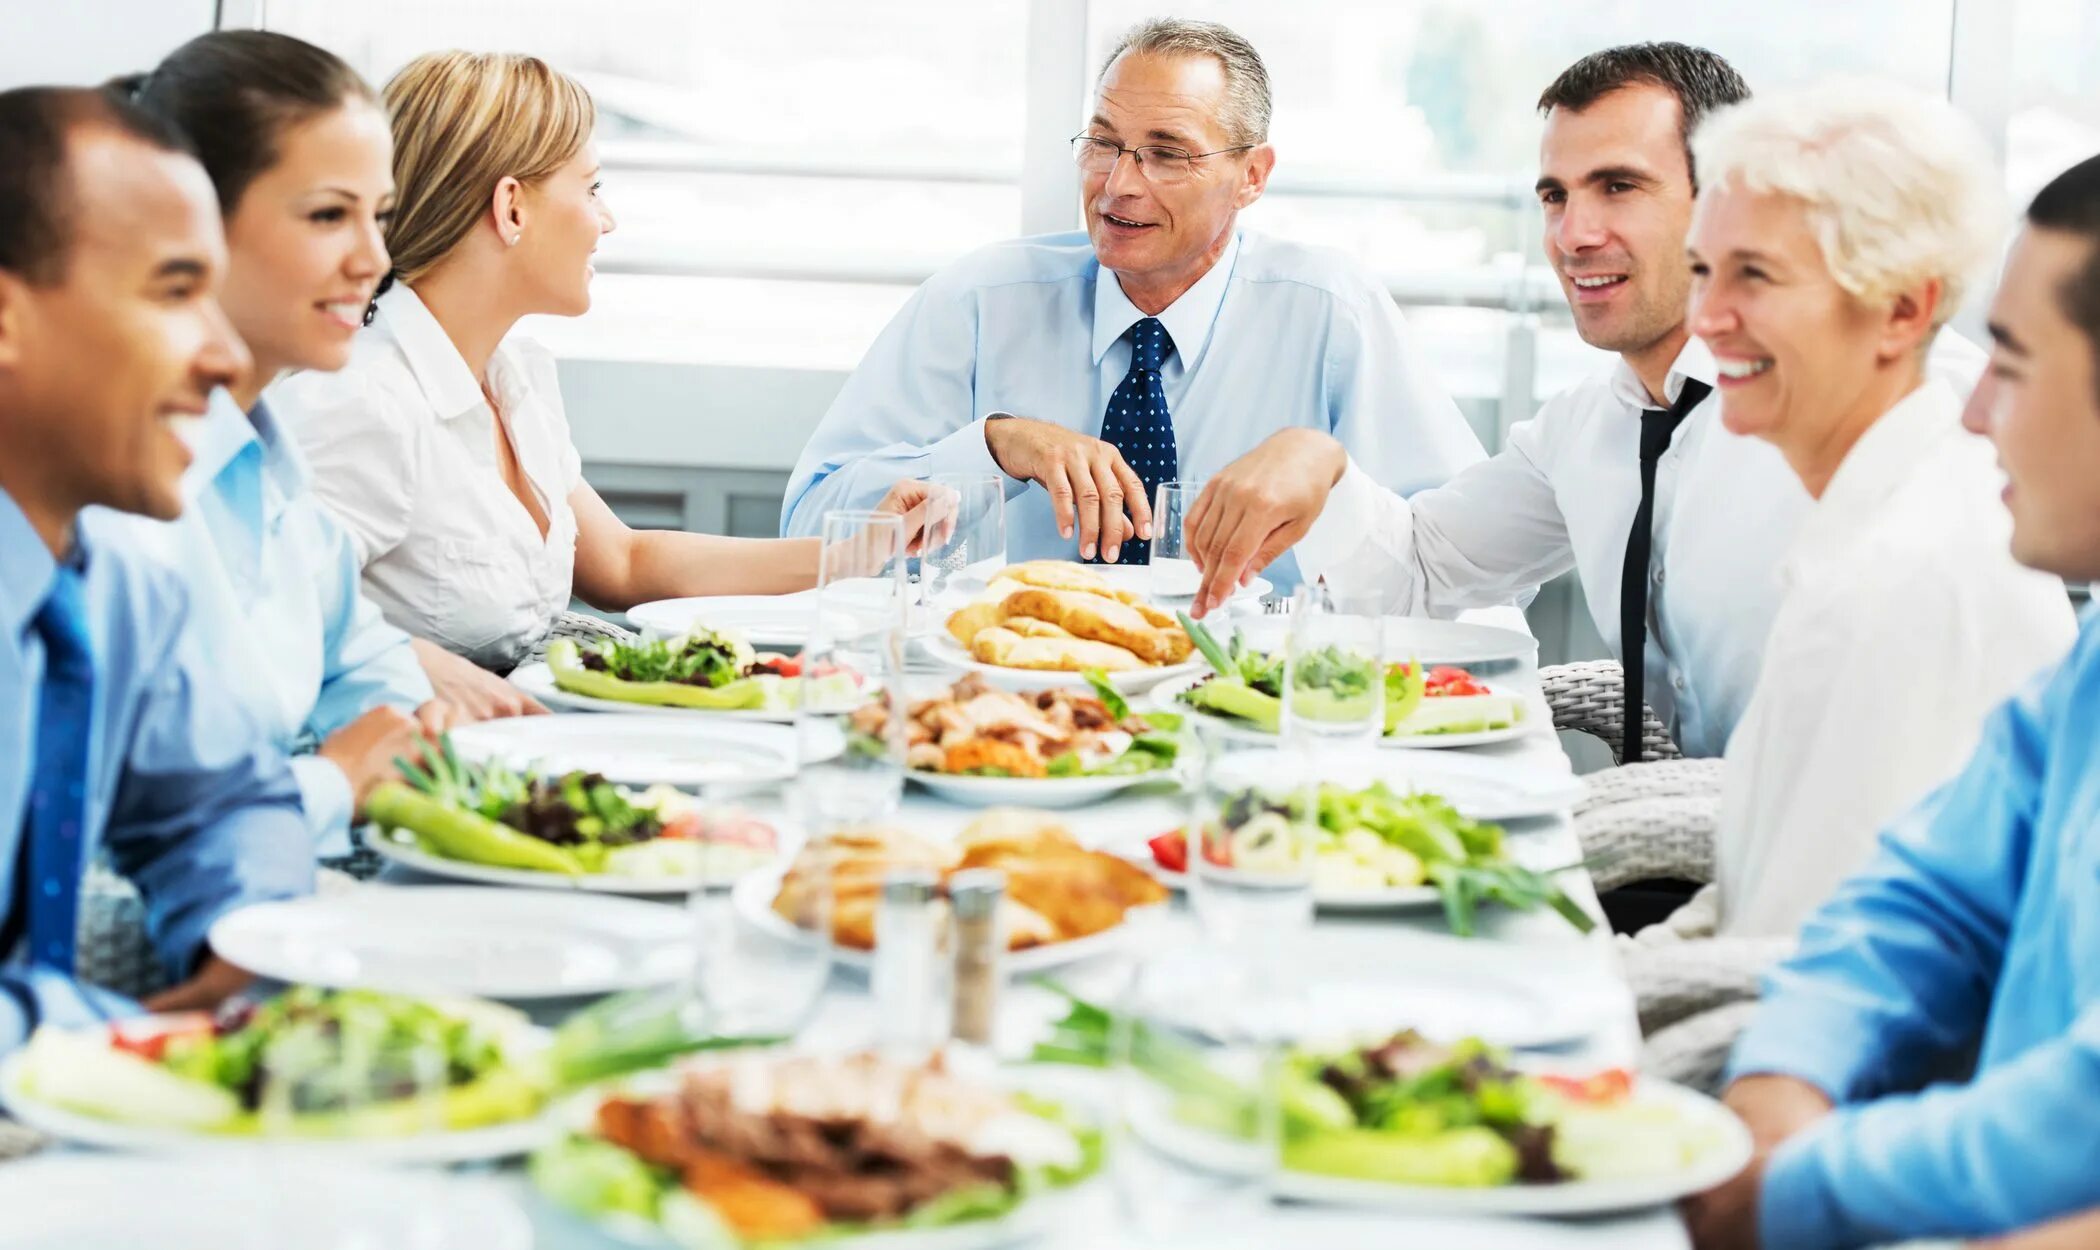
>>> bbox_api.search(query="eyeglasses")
[1069,135,1255,185]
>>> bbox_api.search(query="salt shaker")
[873,867,947,1060]
[948,868,1005,1051]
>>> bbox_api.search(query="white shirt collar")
[1792,379,1963,556]
[1091,231,1243,369]
[1607,335,1720,413]
[373,283,485,419]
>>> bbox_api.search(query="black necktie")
[1619,378,1712,764]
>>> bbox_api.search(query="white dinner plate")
[1079,563,1272,604]
[0,1154,533,1249]
[509,662,880,723]
[1145,670,1536,751]
[626,593,844,647]
[209,887,695,999]
[730,867,1146,975]
[905,768,1169,809]
[0,1046,567,1167]
[915,632,1204,695]
[1276,1079,1753,1216]
[446,713,804,788]
[366,831,778,896]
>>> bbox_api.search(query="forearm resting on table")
[577,528,822,611]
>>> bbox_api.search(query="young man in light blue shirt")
[783,18,1482,583]
[1684,153,2100,1250]
[0,87,312,1045]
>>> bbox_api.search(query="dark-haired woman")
[109,31,473,874]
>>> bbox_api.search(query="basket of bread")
[735,811,1169,972]
[931,560,1200,692]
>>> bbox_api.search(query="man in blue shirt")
[782,18,1483,581]
[0,86,312,1046]
[1685,153,2100,1250]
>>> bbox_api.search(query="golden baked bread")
[996,560,1120,598]
[1003,616,1074,640]
[968,626,1144,672]
[998,587,1193,666]
[945,600,1006,647]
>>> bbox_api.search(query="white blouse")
[1711,379,2077,937]
[269,284,582,672]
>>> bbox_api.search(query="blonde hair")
[1692,79,2003,329]
[381,51,594,284]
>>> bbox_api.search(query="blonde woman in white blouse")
[1641,81,2076,953]
[272,52,932,691]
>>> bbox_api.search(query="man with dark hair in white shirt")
[1182,43,1984,763]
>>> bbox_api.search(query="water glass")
[919,473,1006,605]
[685,806,833,1040]
[1187,720,1316,947]
[798,510,909,830]
[1278,582,1385,747]
[1112,941,1285,1243]
[1146,478,1205,599]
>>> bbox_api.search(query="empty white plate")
[0,1155,532,1250]
[446,713,802,788]
[627,592,843,648]
[210,886,694,999]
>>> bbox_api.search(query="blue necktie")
[16,566,95,970]
[1093,316,1177,565]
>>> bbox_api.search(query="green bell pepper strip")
[546,640,766,710]
[364,782,585,876]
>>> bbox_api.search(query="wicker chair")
[74,863,169,1002]
[1539,659,1683,765]
[1638,998,1763,1095]
[519,609,637,667]
[1574,769,1725,891]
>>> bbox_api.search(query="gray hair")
[1098,18,1271,146]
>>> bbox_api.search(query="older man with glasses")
[783,17,1482,580]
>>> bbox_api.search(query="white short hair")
[1692,79,2004,328]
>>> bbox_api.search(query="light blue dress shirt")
[0,489,312,1054]
[1727,605,2100,1248]
[106,391,430,855]
[781,230,1485,588]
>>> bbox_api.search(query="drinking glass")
[1278,581,1385,747]
[684,801,833,1040]
[255,1017,446,1141]
[1146,478,1205,599]
[1187,719,1317,948]
[798,510,909,831]
[1112,941,1286,1244]
[919,473,1006,606]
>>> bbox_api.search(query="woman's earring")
[507,234,521,247]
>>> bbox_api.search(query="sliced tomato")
[1425,666,1491,698]
[108,1013,215,1062]
[1537,1068,1635,1104]
[1146,830,1188,874]
[1201,829,1234,868]
[661,811,778,850]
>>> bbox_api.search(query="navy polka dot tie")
[1093,317,1177,565]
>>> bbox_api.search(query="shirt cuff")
[1294,459,1401,581]
[1757,1119,1850,1250]
[1724,986,1885,1102]
[290,754,355,859]
[924,415,1012,492]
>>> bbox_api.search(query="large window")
[2006,0,2100,204]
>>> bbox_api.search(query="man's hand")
[412,700,456,739]
[412,638,546,720]
[1184,429,1349,617]
[1682,1074,1835,1250]
[141,953,252,1013]
[873,478,959,558]
[317,706,427,817]
[984,417,1152,562]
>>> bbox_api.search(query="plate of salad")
[511,628,869,721]
[1274,1032,1751,1215]
[871,672,1183,809]
[361,736,781,893]
[1163,617,1531,748]
[1132,780,1594,935]
[0,987,561,1164]
[447,714,806,790]
[532,1050,1103,1250]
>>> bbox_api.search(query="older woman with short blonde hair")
[1637,81,2075,950]
[273,52,933,679]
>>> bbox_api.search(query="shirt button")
[1671,672,1686,692]
[1652,567,1665,585]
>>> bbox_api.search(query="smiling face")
[1536,84,1697,364]
[1686,181,1934,472]
[1963,226,2100,579]
[218,100,393,386]
[1080,50,1272,311]
[513,142,614,317]
[0,127,248,529]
